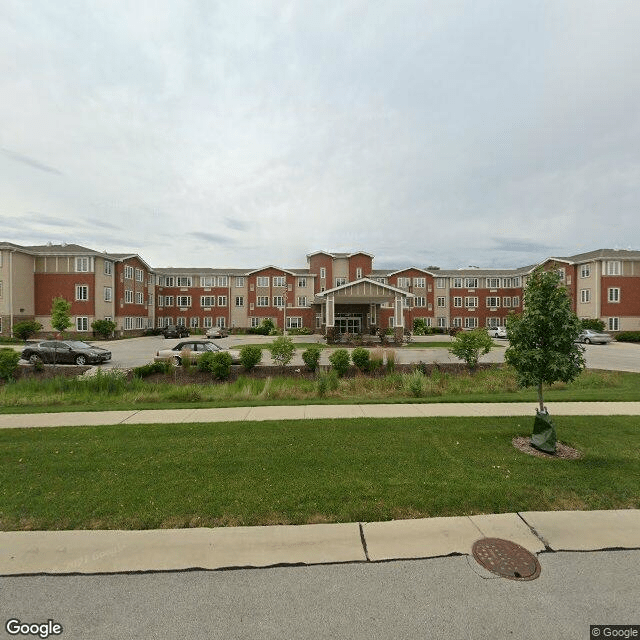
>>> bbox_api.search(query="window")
[464,317,478,329]
[104,287,112,302]
[608,288,620,303]
[414,296,426,307]
[201,296,215,307]
[124,266,134,279]
[216,317,226,328]
[465,297,478,308]
[176,276,192,287]
[190,317,199,328]
[486,297,500,308]
[75,257,90,272]
[148,293,153,306]
[298,277,307,288]
[580,265,591,278]
[453,297,463,308]
[397,277,410,288]
[608,317,620,331]
[502,297,511,307]
[606,261,621,276]
[217,296,227,307]
[502,277,512,288]
[388,317,395,328]
[452,277,463,288]
[464,277,478,288]
[200,276,214,287]
[374,277,388,284]
[125,290,133,304]
[298,296,308,307]
[257,296,269,307]
[203,316,213,328]
[177,296,191,307]
[436,278,446,289]
[356,268,362,279]
[124,317,134,330]
[273,276,286,287]
[453,317,462,328]
[273,296,284,307]
[164,276,175,287]
[176,317,186,327]
[335,277,346,287]
[164,296,174,307]
[75,285,89,301]
[135,317,144,329]
[76,317,89,331]
[217,276,228,287]
[437,297,446,307]
[413,277,426,288]
[487,277,500,289]
[556,268,565,281]
[286,317,302,329]
[320,267,326,279]
[250,317,261,328]
[135,292,144,305]
[235,296,244,307]
[437,317,446,328]
[580,289,591,303]
[257,276,269,287]
[0,281,2,298]
[135,268,144,282]
[235,277,245,288]
[104,261,112,275]
[512,296,520,307]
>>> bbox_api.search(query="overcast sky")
[1,1,639,271]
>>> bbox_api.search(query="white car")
[155,340,241,365]
[488,326,507,339]
[577,330,613,345]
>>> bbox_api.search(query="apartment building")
[1,241,639,337]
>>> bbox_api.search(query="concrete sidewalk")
[1,510,638,575]
[1,401,640,429]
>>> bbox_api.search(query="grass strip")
[1,416,638,531]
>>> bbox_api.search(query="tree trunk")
[537,381,544,413]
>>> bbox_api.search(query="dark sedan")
[21,340,112,365]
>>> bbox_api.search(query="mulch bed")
[512,436,583,460]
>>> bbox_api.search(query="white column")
[326,294,335,327]
[394,294,404,328]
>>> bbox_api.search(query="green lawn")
[1,416,638,531]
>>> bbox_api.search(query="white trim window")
[273,296,284,307]
[486,297,500,308]
[257,296,269,307]
[437,297,446,308]
[414,296,426,307]
[453,297,462,308]
[606,261,621,276]
[217,276,228,287]
[413,277,426,288]
[608,288,620,303]
[437,317,447,328]
[297,296,308,307]
[235,277,245,288]
[335,277,347,287]
[273,276,286,287]
[124,317,134,330]
[513,277,521,287]
[608,317,620,331]
[320,267,326,279]
[216,317,226,328]
[176,317,186,327]
[164,276,175,287]
[556,268,565,281]
[356,268,363,279]
[487,278,500,288]
[75,285,89,301]
[135,292,144,305]
[124,266,134,279]
[76,317,89,331]
[104,287,112,302]
[580,289,591,303]
[235,296,244,307]
[250,317,261,328]
[177,296,191,307]
[217,296,227,307]
[502,297,512,307]
[512,296,520,307]
[464,277,478,288]
[75,257,90,272]
[436,278,446,289]
[203,316,213,328]
[452,277,463,288]
[397,277,410,288]
[580,265,591,278]
[125,290,134,304]
[135,268,144,282]
[135,317,145,329]
[465,297,478,308]
[190,317,199,328]
[286,317,302,329]
[177,276,192,287]
[464,317,478,329]
[297,277,307,288]
[164,296,174,307]
[200,276,214,288]
[201,296,215,307]
[257,276,269,287]
[104,260,112,275]
[502,278,512,288]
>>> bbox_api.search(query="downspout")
[9,249,15,336]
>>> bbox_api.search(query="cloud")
[187,232,236,246]
[0,148,63,175]
[224,217,249,232]
[491,239,559,254]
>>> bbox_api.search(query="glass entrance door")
[335,315,362,334]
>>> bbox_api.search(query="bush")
[269,336,295,366]
[287,327,313,335]
[406,370,425,397]
[302,345,322,372]
[133,361,172,378]
[581,318,606,332]
[329,348,350,377]
[240,345,263,371]
[248,318,276,335]
[198,351,233,380]
[0,348,21,381]
[91,319,117,339]
[412,318,431,336]
[351,347,370,372]
[316,369,339,397]
[12,320,42,342]
[448,328,493,369]
[615,331,640,343]
[385,348,397,373]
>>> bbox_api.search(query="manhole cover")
[472,538,541,581]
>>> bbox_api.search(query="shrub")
[198,351,233,380]
[385,348,397,373]
[329,348,350,377]
[269,336,295,366]
[615,331,640,343]
[248,318,276,335]
[581,318,606,332]
[448,328,493,369]
[302,345,322,372]
[412,318,431,336]
[316,369,339,396]
[287,327,313,335]
[351,347,370,372]
[91,319,117,339]
[133,361,172,378]
[12,320,42,342]
[406,370,425,397]
[0,348,21,381]
[240,345,262,371]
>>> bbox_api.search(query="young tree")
[51,297,72,336]
[448,328,493,370]
[12,320,42,342]
[505,267,585,452]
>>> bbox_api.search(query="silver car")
[488,326,507,339]
[155,340,241,365]
[578,330,613,345]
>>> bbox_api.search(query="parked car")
[577,329,613,345]
[488,326,507,339]
[155,340,241,365]
[162,325,190,338]
[205,326,229,339]
[21,340,112,365]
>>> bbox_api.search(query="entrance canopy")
[315,278,414,329]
